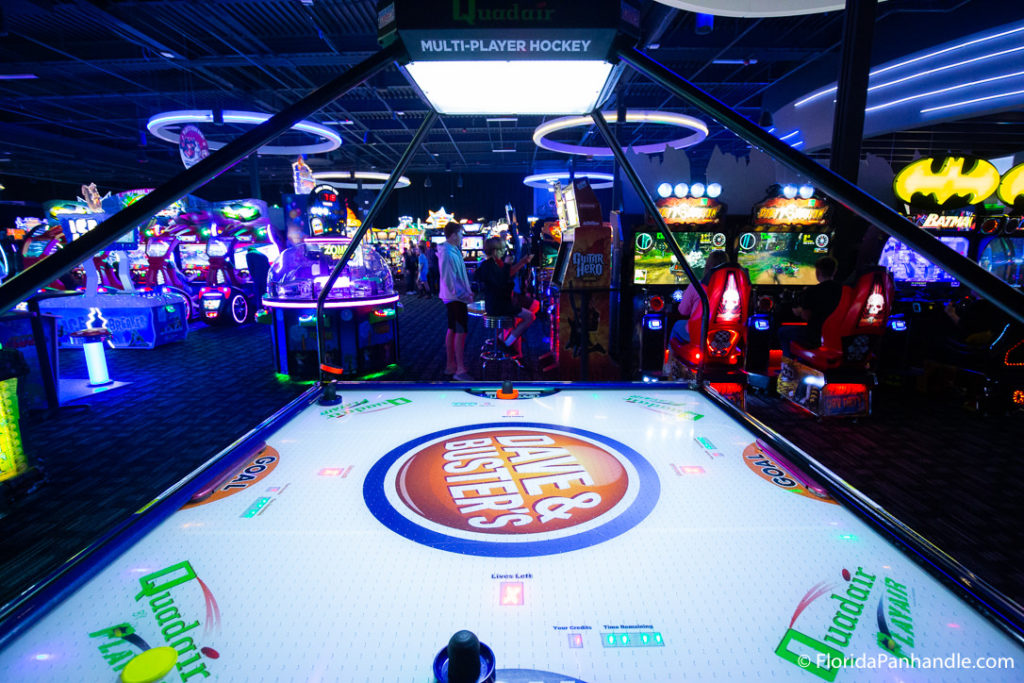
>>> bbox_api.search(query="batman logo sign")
[893,156,1000,209]
[997,162,1024,208]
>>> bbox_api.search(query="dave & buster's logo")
[363,423,659,556]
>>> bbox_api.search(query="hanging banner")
[179,124,210,169]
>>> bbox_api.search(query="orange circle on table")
[395,428,629,534]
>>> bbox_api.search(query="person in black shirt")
[473,236,534,353]
[779,256,843,357]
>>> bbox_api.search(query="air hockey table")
[0,383,1021,682]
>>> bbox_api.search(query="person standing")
[778,256,843,357]
[439,221,474,380]
[427,241,440,295]
[417,241,431,297]
[403,246,418,296]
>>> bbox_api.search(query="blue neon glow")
[794,23,1024,108]
[83,340,111,386]
[672,289,684,302]
[754,319,770,331]
[866,69,1024,112]
[779,130,800,141]
[889,319,908,331]
[921,87,1024,114]
[645,317,663,330]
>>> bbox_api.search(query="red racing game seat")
[778,267,894,417]
[669,265,752,407]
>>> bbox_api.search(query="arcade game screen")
[23,240,49,259]
[178,244,209,275]
[462,235,484,252]
[879,236,969,285]
[633,231,726,285]
[430,236,447,246]
[979,237,1024,287]
[737,231,830,285]
[232,244,281,271]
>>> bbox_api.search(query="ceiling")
[1,0,1021,201]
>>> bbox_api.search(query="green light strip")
[600,632,664,648]
[241,497,272,518]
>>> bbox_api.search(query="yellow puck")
[120,646,179,683]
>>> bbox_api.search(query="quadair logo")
[623,395,704,420]
[364,423,658,557]
[320,396,411,419]
[88,561,219,682]
[741,442,836,504]
[775,568,917,681]
[453,0,555,26]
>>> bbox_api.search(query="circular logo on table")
[364,423,659,557]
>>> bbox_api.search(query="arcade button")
[119,646,178,683]
[433,630,496,683]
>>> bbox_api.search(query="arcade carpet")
[0,293,1021,619]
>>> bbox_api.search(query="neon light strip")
[867,45,1024,95]
[866,69,1024,112]
[794,23,1024,108]
[533,110,708,157]
[522,172,615,191]
[921,87,1024,113]
[262,295,399,309]
[147,109,341,155]
[313,171,411,189]
[778,130,800,141]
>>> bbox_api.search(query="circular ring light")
[147,110,341,156]
[533,110,708,157]
[673,183,689,198]
[706,183,722,198]
[313,171,411,190]
[657,182,673,198]
[690,182,706,198]
[523,171,615,191]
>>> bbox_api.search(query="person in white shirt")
[438,221,475,380]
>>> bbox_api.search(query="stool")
[70,328,113,387]
[481,315,524,378]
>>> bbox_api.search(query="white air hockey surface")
[1,387,1021,682]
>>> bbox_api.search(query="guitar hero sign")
[894,157,1024,210]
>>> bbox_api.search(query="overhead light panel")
[379,0,637,116]
[404,60,614,115]
[0,74,38,80]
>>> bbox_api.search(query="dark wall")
[363,173,536,226]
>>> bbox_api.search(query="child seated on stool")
[473,236,535,354]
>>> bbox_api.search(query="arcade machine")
[541,178,619,380]
[740,185,834,391]
[262,239,399,380]
[461,231,485,275]
[882,156,1024,411]
[196,199,276,325]
[36,209,188,350]
[628,182,728,379]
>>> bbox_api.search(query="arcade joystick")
[432,630,496,683]
[496,380,518,400]
[318,379,342,406]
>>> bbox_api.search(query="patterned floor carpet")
[1,292,1021,618]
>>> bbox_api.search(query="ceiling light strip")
[866,69,1024,112]
[920,88,1024,114]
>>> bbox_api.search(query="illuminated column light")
[83,341,112,387]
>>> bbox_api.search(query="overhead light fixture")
[147,109,341,155]
[158,51,176,59]
[0,74,38,80]
[492,148,516,153]
[379,0,635,116]
[324,119,355,126]
[404,61,615,115]
[486,117,518,123]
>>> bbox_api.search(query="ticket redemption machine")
[541,178,619,380]
[628,194,728,377]
[263,237,399,380]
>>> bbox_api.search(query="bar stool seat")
[481,315,524,376]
